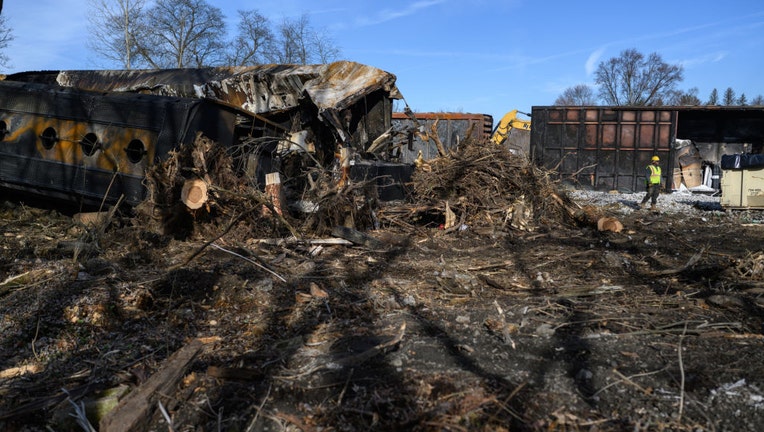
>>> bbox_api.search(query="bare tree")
[272,14,340,65]
[274,14,310,64]
[664,87,701,106]
[0,14,13,68]
[87,0,147,69]
[554,84,597,106]
[723,87,736,106]
[312,26,341,63]
[137,0,226,68]
[750,95,764,106]
[226,10,274,66]
[594,48,683,106]
[707,88,719,105]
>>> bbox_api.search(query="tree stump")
[181,179,208,210]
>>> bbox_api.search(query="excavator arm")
[491,109,531,145]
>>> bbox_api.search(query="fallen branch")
[593,367,668,398]
[645,249,706,276]
[677,323,688,421]
[331,226,384,249]
[210,243,286,282]
[252,237,353,246]
[99,338,214,432]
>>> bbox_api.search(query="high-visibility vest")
[648,165,661,185]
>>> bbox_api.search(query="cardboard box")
[721,167,764,208]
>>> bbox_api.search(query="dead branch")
[210,243,286,282]
[646,249,706,276]
[414,118,448,157]
[593,367,668,398]
[678,323,687,421]
[168,205,263,272]
[331,226,385,249]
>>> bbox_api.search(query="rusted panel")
[533,105,764,192]
[638,124,655,147]
[531,106,676,192]
[620,123,636,148]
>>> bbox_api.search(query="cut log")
[99,339,207,432]
[597,216,623,233]
[206,366,262,381]
[73,211,110,227]
[181,179,208,210]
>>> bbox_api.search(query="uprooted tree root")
[294,166,380,236]
[134,132,390,242]
[135,132,298,241]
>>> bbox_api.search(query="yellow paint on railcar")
[2,113,159,176]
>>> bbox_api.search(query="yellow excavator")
[491,109,531,145]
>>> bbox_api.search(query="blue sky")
[3,0,764,123]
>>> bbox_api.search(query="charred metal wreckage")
[0,61,408,208]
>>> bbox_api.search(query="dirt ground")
[2,182,764,431]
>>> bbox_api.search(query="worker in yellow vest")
[640,155,662,211]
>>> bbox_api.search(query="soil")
[2,191,764,432]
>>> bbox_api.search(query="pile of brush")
[408,139,582,231]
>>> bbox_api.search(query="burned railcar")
[7,62,399,160]
[0,61,403,208]
[0,80,240,207]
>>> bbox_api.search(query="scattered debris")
[3,97,764,431]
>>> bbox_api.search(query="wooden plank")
[99,339,205,432]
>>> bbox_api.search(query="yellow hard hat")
[651,155,660,162]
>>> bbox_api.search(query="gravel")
[566,187,724,216]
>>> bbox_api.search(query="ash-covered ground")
[2,141,764,432]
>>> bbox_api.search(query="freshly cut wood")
[597,217,623,233]
[263,172,285,216]
[73,211,110,227]
[181,179,208,210]
[0,363,42,379]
